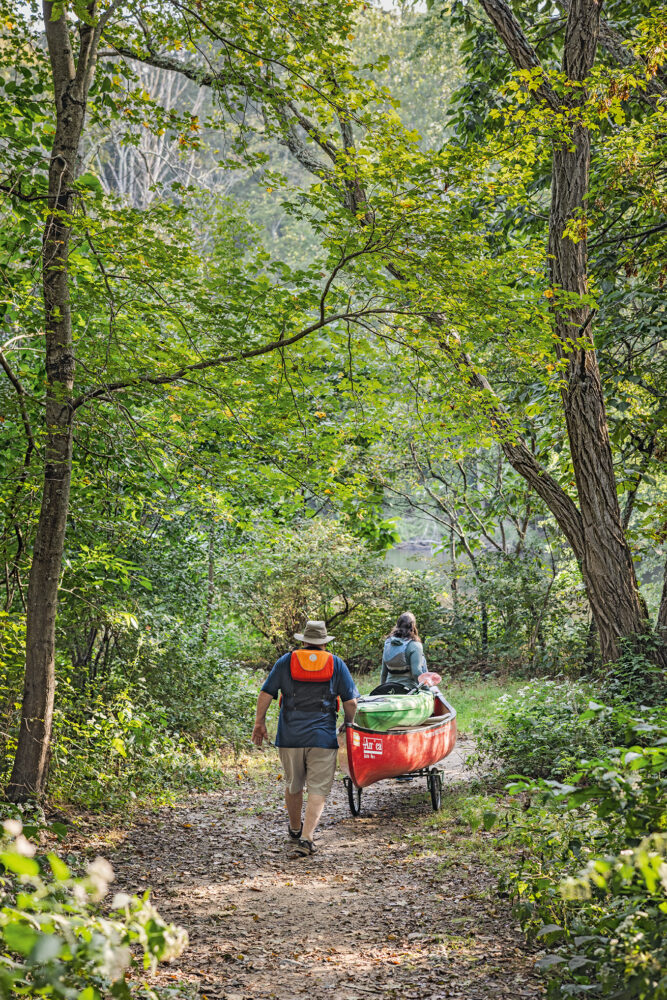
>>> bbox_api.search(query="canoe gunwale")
[347,712,453,736]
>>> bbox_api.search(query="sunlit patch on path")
[112,737,544,999]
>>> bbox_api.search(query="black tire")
[344,777,362,816]
[428,770,443,811]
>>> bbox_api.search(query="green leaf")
[48,853,70,880]
[482,810,497,830]
[537,923,564,938]
[536,954,567,969]
[0,851,40,877]
[30,933,64,963]
[79,988,102,1000]
[76,171,103,196]
[3,920,38,955]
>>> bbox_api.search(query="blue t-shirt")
[261,651,359,749]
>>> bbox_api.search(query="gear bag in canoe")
[354,688,434,732]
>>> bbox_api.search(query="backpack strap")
[281,658,338,716]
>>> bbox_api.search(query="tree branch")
[0,347,36,457]
[71,307,398,408]
[476,0,558,109]
[561,0,665,103]
[105,5,585,561]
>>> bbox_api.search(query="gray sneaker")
[288,838,316,858]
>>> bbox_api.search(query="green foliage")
[474,680,615,779]
[140,647,260,752]
[601,635,667,705]
[0,0,665,828]
[492,702,667,999]
[0,822,186,999]
[44,663,259,811]
[219,518,447,672]
[49,686,213,811]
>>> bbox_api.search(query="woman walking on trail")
[380,612,427,689]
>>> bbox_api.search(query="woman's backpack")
[383,637,426,675]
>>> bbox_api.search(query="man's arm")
[342,698,357,725]
[251,690,274,747]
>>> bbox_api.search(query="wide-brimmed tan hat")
[293,620,335,645]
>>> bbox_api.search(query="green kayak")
[354,690,434,732]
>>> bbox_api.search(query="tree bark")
[546,0,649,663]
[6,3,101,801]
[657,559,667,643]
[201,523,216,647]
[477,0,659,665]
[449,528,458,613]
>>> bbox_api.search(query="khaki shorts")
[278,747,338,797]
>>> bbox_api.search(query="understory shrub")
[1,612,260,811]
[139,647,260,752]
[218,519,448,672]
[0,821,186,998]
[494,703,667,999]
[422,550,591,675]
[475,680,614,778]
[45,663,259,811]
[601,635,667,706]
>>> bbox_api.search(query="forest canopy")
[0,3,666,999]
[0,0,665,795]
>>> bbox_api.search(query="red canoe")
[338,691,457,789]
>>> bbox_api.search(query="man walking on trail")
[251,620,358,857]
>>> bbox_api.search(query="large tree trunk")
[6,3,101,801]
[477,0,660,666]
[657,560,667,644]
[547,0,648,663]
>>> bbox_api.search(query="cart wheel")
[344,777,362,816]
[428,771,443,811]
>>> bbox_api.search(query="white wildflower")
[111,892,132,911]
[86,857,114,901]
[14,834,37,857]
[72,882,88,904]
[98,939,132,981]
[88,857,114,882]
[659,861,667,893]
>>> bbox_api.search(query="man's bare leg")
[285,789,303,832]
[302,793,326,841]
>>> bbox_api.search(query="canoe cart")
[338,687,457,815]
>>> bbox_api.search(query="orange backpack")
[290,649,334,682]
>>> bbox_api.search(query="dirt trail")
[111,738,544,1000]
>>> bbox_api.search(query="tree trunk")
[201,523,216,647]
[657,558,667,643]
[480,599,489,662]
[477,0,662,666]
[6,3,101,801]
[547,0,649,664]
[449,528,458,613]
[124,7,666,667]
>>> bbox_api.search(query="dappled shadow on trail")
[111,737,544,1000]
